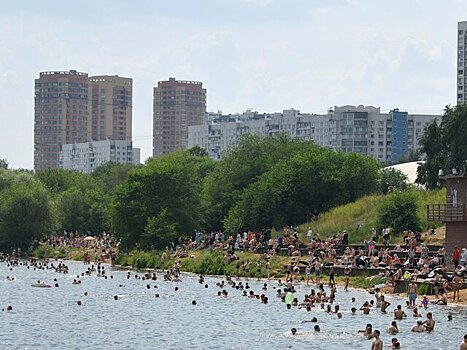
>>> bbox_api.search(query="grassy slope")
[297,189,446,244]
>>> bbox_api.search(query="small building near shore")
[427,173,467,265]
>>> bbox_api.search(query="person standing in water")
[344,266,351,291]
[371,330,383,350]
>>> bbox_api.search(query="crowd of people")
[1,252,466,349]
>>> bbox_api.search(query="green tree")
[377,190,421,236]
[140,208,178,249]
[0,158,8,170]
[202,133,318,231]
[224,148,380,233]
[91,162,139,193]
[111,150,214,250]
[378,167,409,195]
[0,179,54,250]
[417,104,467,189]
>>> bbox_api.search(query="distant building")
[458,21,467,105]
[188,106,440,162]
[153,77,206,157]
[34,70,89,171]
[60,140,140,173]
[88,75,133,142]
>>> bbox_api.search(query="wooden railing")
[427,203,464,222]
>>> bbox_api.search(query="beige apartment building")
[153,77,206,157]
[88,75,132,142]
[34,70,89,171]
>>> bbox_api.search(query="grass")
[115,249,290,278]
[33,244,68,259]
[297,189,446,244]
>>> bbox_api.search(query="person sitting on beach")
[434,291,448,305]
[387,321,398,335]
[393,305,407,320]
[411,320,425,332]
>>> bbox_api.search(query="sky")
[0,0,465,169]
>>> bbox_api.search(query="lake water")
[0,260,465,350]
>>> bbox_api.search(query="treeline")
[1,134,402,251]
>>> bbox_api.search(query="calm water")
[0,260,465,350]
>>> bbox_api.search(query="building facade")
[188,106,440,163]
[88,75,133,142]
[60,140,140,173]
[34,70,89,170]
[458,21,467,105]
[153,77,206,157]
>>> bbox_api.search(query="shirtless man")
[380,295,390,313]
[460,334,467,350]
[407,281,418,307]
[344,266,351,291]
[358,323,374,339]
[393,305,407,320]
[452,274,462,302]
[423,312,435,332]
[360,301,371,314]
[371,330,383,350]
[314,259,322,285]
[387,321,398,335]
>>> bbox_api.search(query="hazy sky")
[0,0,465,169]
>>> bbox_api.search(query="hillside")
[297,189,446,245]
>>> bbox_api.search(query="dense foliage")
[417,104,467,189]
[377,167,410,195]
[0,170,54,250]
[377,190,422,235]
[0,135,396,251]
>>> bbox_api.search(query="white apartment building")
[60,139,140,173]
[188,106,440,163]
[458,21,467,105]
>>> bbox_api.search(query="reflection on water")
[0,261,465,350]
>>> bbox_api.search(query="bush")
[378,190,421,236]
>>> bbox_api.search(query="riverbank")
[29,244,467,306]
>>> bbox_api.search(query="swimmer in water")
[380,295,390,313]
[461,334,467,350]
[387,321,398,335]
[371,330,383,350]
[393,305,406,320]
[358,324,374,339]
[291,328,297,335]
[411,320,424,332]
[422,312,435,332]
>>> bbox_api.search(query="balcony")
[427,203,464,222]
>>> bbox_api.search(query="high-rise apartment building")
[153,77,206,157]
[34,70,89,171]
[88,75,132,142]
[60,140,140,173]
[457,21,467,104]
[188,106,440,163]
